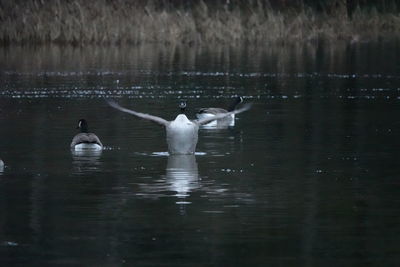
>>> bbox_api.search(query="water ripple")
[3,70,400,79]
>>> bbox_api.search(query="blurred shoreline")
[1,0,400,46]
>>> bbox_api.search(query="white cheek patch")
[78,121,82,128]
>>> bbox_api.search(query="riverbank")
[1,0,399,45]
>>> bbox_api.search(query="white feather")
[74,143,103,151]
[166,114,199,155]
[106,100,251,155]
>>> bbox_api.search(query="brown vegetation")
[0,0,399,45]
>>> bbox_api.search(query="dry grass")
[0,0,399,45]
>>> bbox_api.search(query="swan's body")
[166,114,199,154]
[70,119,103,150]
[196,96,243,127]
[106,100,251,155]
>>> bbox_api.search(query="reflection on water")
[0,159,4,174]
[0,42,399,101]
[71,150,103,175]
[0,42,400,266]
[138,155,199,205]
[166,155,199,201]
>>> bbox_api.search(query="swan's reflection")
[71,149,103,175]
[166,154,199,199]
[139,154,200,203]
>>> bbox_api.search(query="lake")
[0,42,400,266]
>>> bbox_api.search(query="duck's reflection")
[71,149,103,174]
[0,159,4,174]
[139,154,200,203]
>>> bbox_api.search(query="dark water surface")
[0,43,400,266]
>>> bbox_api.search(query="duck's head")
[77,119,89,133]
[228,96,244,111]
[233,96,244,106]
[179,100,187,114]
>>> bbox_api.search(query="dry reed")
[0,0,399,45]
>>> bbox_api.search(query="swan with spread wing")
[106,100,251,155]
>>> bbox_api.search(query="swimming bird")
[70,119,103,150]
[106,99,251,155]
[196,96,244,127]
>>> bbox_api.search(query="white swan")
[106,100,251,155]
[70,119,103,150]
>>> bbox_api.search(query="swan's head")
[179,100,187,113]
[77,119,89,133]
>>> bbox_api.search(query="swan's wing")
[195,103,252,125]
[106,99,169,126]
